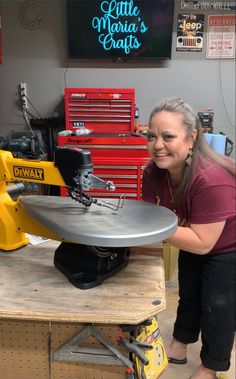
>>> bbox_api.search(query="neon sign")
[91,0,148,54]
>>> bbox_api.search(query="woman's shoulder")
[192,158,235,187]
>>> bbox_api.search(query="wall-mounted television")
[67,0,174,61]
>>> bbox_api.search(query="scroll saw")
[0,146,177,289]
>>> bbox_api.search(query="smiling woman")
[142,96,236,379]
[146,110,196,180]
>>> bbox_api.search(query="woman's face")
[147,110,196,177]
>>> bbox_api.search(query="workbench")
[0,239,166,379]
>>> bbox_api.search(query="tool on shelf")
[52,324,136,378]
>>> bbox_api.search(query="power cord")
[63,58,69,89]
[23,93,44,119]
[20,89,47,159]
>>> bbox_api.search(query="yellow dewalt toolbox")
[133,317,168,379]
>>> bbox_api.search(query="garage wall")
[0,0,235,154]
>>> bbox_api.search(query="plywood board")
[0,240,165,324]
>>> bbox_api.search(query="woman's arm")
[165,220,226,254]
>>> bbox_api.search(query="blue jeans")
[173,250,236,371]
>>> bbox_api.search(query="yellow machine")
[117,317,168,379]
[0,146,115,251]
[0,147,169,377]
[133,317,168,379]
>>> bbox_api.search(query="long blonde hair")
[149,97,235,207]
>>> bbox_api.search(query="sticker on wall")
[18,0,45,30]
[181,0,236,11]
[176,13,204,52]
[206,14,236,59]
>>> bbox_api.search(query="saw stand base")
[54,242,130,289]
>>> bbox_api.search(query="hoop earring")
[186,148,193,166]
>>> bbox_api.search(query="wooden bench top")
[0,240,165,324]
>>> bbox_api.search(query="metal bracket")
[52,324,134,368]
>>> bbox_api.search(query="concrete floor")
[157,271,235,379]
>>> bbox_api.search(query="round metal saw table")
[19,195,177,289]
[19,195,177,247]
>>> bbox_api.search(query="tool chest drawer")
[60,87,150,200]
[89,160,147,199]
[60,157,149,200]
[57,134,149,159]
[65,88,136,133]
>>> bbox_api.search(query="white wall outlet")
[20,82,27,109]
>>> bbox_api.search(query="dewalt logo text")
[13,166,44,181]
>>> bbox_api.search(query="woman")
[142,97,235,379]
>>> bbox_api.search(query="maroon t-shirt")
[142,160,236,254]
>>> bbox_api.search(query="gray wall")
[0,0,235,153]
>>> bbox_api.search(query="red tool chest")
[58,134,149,159]
[59,156,148,200]
[65,87,136,133]
[59,88,150,200]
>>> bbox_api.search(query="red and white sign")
[206,14,236,58]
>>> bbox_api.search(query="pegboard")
[0,319,49,379]
[0,320,129,379]
[51,322,129,379]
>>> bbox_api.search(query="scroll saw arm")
[0,147,116,251]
